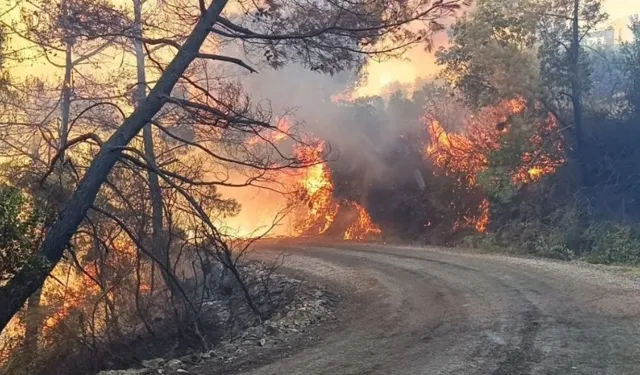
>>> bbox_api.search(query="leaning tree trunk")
[0,0,230,333]
[23,288,43,356]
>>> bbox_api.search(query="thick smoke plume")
[216,62,449,239]
[212,26,457,239]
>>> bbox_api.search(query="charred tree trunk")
[23,288,43,355]
[133,0,172,291]
[569,0,588,188]
[58,41,73,160]
[0,0,229,333]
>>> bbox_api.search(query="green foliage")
[583,222,640,265]
[436,0,540,108]
[460,222,576,260]
[437,0,608,117]
[0,187,49,283]
[433,0,640,267]
[477,114,539,204]
[537,0,607,103]
[620,16,640,113]
[521,225,576,260]
[477,167,518,204]
[507,204,579,260]
[462,202,640,265]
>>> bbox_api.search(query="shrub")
[583,221,640,265]
[0,186,49,283]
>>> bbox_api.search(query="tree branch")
[196,53,257,73]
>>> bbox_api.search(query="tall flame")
[293,141,382,240]
[294,141,340,235]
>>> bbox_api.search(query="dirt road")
[241,241,640,375]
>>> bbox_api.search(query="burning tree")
[426,97,564,232]
[293,141,340,235]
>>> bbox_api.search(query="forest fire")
[1,262,103,367]
[2,0,637,371]
[426,97,564,232]
[293,142,382,240]
[427,98,530,180]
[343,202,382,240]
[466,199,490,233]
[293,141,340,235]
[427,119,486,187]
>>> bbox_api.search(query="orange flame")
[293,141,382,239]
[467,199,490,232]
[426,97,563,232]
[427,119,487,187]
[294,141,339,235]
[343,202,382,240]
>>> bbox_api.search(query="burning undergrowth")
[287,87,565,243]
[425,97,564,233]
[291,141,382,240]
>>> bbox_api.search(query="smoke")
[212,18,460,237]
[211,62,446,238]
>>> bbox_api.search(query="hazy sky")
[355,0,640,97]
[604,0,640,19]
[6,0,638,95]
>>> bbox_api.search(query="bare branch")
[196,53,257,73]
[40,133,105,186]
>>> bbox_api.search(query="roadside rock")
[142,358,165,369]
[165,359,184,371]
[97,369,153,375]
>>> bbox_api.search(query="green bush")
[460,231,499,249]
[0,186,49,283]
[522,231,575,260]
[465,217,640,266]
[583,221,640,265]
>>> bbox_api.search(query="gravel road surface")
[242,241,640,375]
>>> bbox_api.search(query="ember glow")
[468,199,490,233]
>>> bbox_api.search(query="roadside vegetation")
[435,0,640,266]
